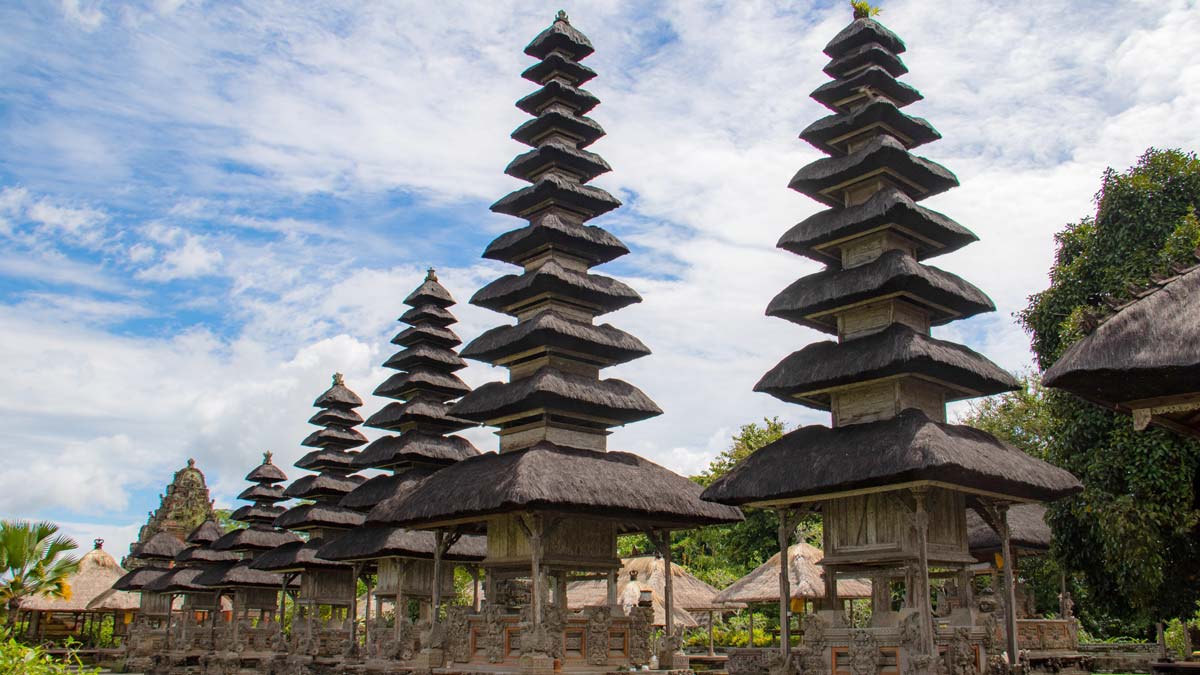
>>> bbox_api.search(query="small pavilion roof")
[194,560,294,590]
[823,17,906,57]
[461,311,650,367]
[274,502,365,531]
[134,532,187,561]
[823,42,907,79]
[340,468,436,512]
[186,520,224,545]
[524,10,594,61]
[353,432,479,470]
[483,212,628,267]
[175,545,239,565]
[713,543,871,605]
[789,135,956,208]
[245,453,287,484]
[567,555,730,614]
[85,587,140,611]
[453,367,662,425]
[404,270,456,308]
[250,538,349,572]
[700,409,1082,507]
[210,526,300,552]
[313,374,364,409]
[967,503,1052,557]
[471,261,640,316]
[20,543,126,612]
[112,565,169,592]
[318,524,486,562]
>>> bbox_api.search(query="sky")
[1,0,1198,562]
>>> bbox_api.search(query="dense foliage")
[0,631,100,675]
[0,521,79,627]
[1016,148,1200,632]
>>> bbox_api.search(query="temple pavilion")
[700,9,1081,675]
[317,270,486,664]
[371,11,742,674]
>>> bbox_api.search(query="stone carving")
[729,648,769,675]
[544,604,566,659]
[446,605,471,663]
[628,605,653,666]
[125,459,216,569]
[848,630,880,675]
[949,627,979,675]
[767,648,797,675]
[585,606,612,666]
[394,616,416,661]
[800,613,828,675]
[480,603,506,664]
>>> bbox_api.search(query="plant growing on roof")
[850,1,882,19]
[0,521,79,627]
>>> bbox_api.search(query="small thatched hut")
[566,556,723,627]
[19,539,129,643]
[714,542,870,607]
[1044,264,1200,439]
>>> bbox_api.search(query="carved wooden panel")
[486,514,618,568]
[300,568,355,606]
[826,492,905,561]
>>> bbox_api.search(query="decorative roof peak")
[556,9,569,23]
[426,267,438,282]
[333,372,344,386]
[263,451,273,464]
[187,458,195,468]
[94,538,103,549]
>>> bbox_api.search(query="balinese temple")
[701,9,1081,675]
[112,532,185,629]
[197,453,300,657]
[125,458,215,568]
[253,374,368,660]
[317,271,486,663]
[1044,264,1200,439]
[373,12,741,674]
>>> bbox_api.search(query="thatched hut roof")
[451,367,662,425]
[186,520,224,545]
[134,532,187,561]
[353,433,478,470]
[194,560,292,590]
[1044,266,1200,438]
[339,468,436,512]
[713,543,871,605]
[250,539,350,572]
[701,409,1081,506]
[566,556,731,624]
[112,565,169,592]
[967,503,1052,557]
[85,587,140,611]
[317,524,486,562]
[370,442,743,532]
[20,543,127,612]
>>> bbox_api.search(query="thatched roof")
[245,453,287,484]
[522,51,597,87]
[766,250,993,334]
[701,409,1082,506]
[300,426,369,449]
[229,503,285,525]
[85,587,140,611]
[144,567,213,593]
[802,97,938,155]
[567,576,697,628]
[134,532,187,561]
[340,468,437,512]
[317,525,486,562]
[567,556,730,622]
[211,526,300,552]
[470,260,638,316]
[369,442,743,531]
[810,66,921,113]
[491,174,621,221]
[283,473,365,500]
[525,11,594,61]
[967,503,1052,556]
[823,17,905,57]
[461,311,650,367]
[294,448,359,474]
[274,503,365,531]
[250,539,350,572]
[789,135,954,208]
[713,543,871,605]
[383,343,467,372]
[755,323,1018,407]
[237,483,286,503]
[506,142,611,184]
[451,367,662,425]
[823,42,907,79]
[1044,266,1200,410]
[186,520,224,545]
[195,560,291,590]
[112,565,169,591]
[20,544,127,612]
[483,213,627,267]
[392,323,461,349]
[313,377,363,409]
[511,109,605,150]
[515,81,599,118]
[375,369,470,400]
[308,406,364,427]
[366,399,472,433]
[400,303,456,328]
[175,545,239,565]
[405,272,456,308]
[353,433,479,470]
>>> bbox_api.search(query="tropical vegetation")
[0,521,80,628]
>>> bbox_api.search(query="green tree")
[1019,148,1200,634]
[0,521,80,627]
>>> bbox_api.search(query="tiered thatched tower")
[374,13,740,674]
[701,10,1081,674]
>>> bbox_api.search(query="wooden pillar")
[394,584,406,646]
[748,608,754,647]
[350,563,361,652]
[432,530,445,624]
[663,534,676,642]
[607,570,618,606]
[777,509,794,659]
[364,571,373,654]
[708,609,716,657]
[522,514,546,629]
[995,504,1020,668]
[280,574,290,637]
[912,489,936,663]
[471,566,481,612]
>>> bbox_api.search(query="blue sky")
[1,0,1198,560]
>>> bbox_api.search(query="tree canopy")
[1017,148,1200,630]
[0,521,79,626]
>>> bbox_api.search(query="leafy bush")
[0,632,100,674]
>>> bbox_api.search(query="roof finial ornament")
[263,451,273,464]
[426,267,438,282]
[556,9,569,23]
[333,372,345,386]
[94,538,104,549]
[187,458,195,468]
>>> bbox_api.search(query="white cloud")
[137,234,223,281]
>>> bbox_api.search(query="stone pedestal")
[410,647,445,670]
[519,651,556,675]
[660,650,690,671]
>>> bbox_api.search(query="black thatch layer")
[505,142,611,183]
[294,448,358,473]
[471,260,640,316]
[211,526,300,552]
[175,546,239,564]
[392,324,461,349]
[778,187,977,264]
[491,173,621,220]
[371,442,743,530]
[365,399,473,433]
[823,42,907,79]
[135,532,187,561]
[308,407,364,427]
[145,567,213,593]
[461,311,651,366]
[801,97,939,156]
[483,212,628,266]
[512,109,605,149]
[755,323,1018,407]
[250,539,349,572]
[196,560,289,589]
[452,366,662,425]
[113,566,169,591]
[766,250,994,334]
[516,80,600,116]
[300,426,369,449]
[352,432,479,470]
[525,12,594,61]
[522,52,597,86]
[810,66,921,112]
[314,381,363,409]
[274,502,366,531]
[700,409,1081,506]
[404,276,455,308]
[399,304,456,327]
[382,343,467,372]
[237,483,286,503]
[374,369,470,401]
[789,135,958,208]
[245,456,287,484]
[283,473,365,500]
[1044,267,1200,404]
[339,468,436,512]
[967,503,1051,555]
[229,504,285,525]
[823,18,906,58]
[186,521,224,545]
[318,525,487,562]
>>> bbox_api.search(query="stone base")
[411,647,446,671]
[659,651,690,671]
[518,652,556,675]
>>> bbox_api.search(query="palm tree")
[0,520,80,627]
